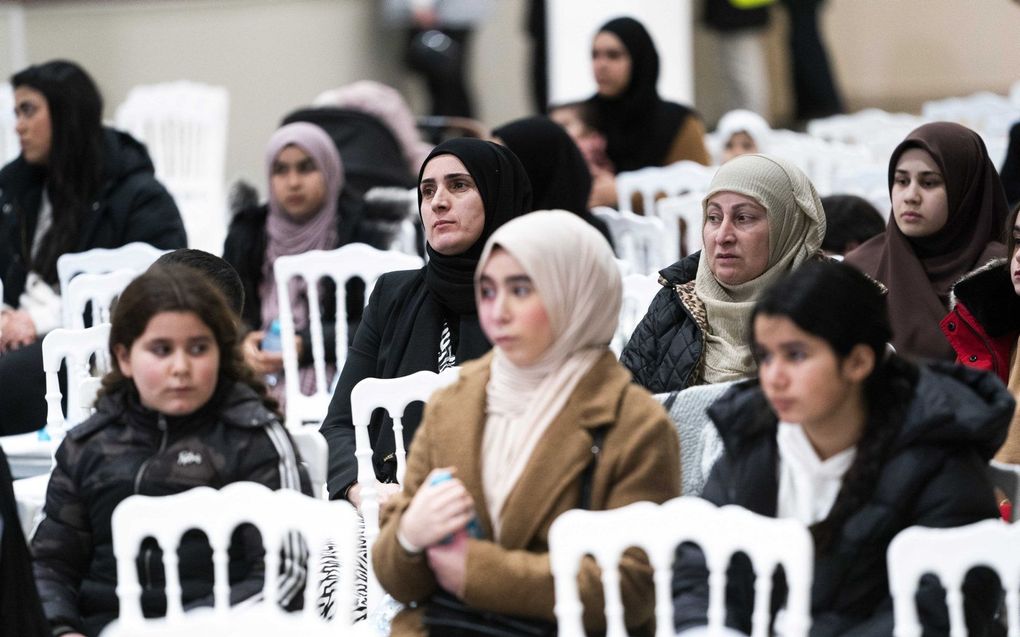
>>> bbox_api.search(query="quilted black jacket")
[621,252,706,393]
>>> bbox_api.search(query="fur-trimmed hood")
[948,258,1020,338]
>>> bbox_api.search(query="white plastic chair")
[0,83,19,165]
[56,242,167,304]
[654,192,704,263]
[616,161,715,214]
[289,427,328,499]
[887,518,1020,637]
[988,460,1020,523]
[549,496,814,637]
[62,268,137,331]
[43,323,112,442]
[592,207,668,276]
[614,273,660,355]
[273,243,424,428]
[115,81,230,255]
[349,367,461,610]
[106,482,364,636]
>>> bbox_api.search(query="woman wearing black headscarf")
[321,138,532,507]
[845,122,1008,361]
[587,17,709,174]
[492,115,613,247]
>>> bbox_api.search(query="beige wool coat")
[373,350,681,635]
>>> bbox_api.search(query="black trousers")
[405,27,475,118]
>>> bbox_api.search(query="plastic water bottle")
[429,469,482,541]
[261,319,282,387]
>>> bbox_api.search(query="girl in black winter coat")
[31,265,310,637]
[673,261,1013,636]
[0,60,186,436]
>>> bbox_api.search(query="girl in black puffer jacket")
[31,265,310,637]
[673,261,1013,636]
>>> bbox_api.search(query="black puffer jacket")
[672,361,1013,637]
[31,382,311,637]
[621,252,706,393]
[0,127,186,304]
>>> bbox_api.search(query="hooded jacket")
[0,127,186,305]
[31,381,311,637]
[673,361,1013,636]
[941,258,1020,384]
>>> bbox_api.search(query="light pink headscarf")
[259,122,344,335]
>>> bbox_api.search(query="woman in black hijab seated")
[321,138,532,508]
[492,115,613,247]
[587,16,709,174]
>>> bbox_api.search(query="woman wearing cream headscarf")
[373,211,680,636]
[622,154,827,393]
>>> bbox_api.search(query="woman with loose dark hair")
[942,203,1020,468]
[672,260,1012,635]
[0,59,186,435]
[32,264,309,637]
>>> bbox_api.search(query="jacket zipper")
[134,414,169,591]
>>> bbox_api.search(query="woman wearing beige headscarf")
[622,154,827,393]
[373,211,680,636]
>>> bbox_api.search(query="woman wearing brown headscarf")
[845,122,1008,361]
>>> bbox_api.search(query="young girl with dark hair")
[673,261,1012,636]
[31,264,310,637]
[0,59,185,435]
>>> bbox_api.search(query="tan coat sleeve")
[461,387,681,632]
[663,115,711,166]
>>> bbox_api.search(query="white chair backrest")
[548,496,814,637]
[592,207,668,276]
[110,482,360,631]
[115,81,230,255]
[615,273,660,355]
[273,243,424,428]
[63,268,137,330]
[289,427,328,499]
[616,161,715,214]
[42,323,111,441]
[56,242,167,299]
[887,519,1020,637]
[654,192,704,263]
[0,83,18,165]
[988,460,1020,522]
[349,367,460,609]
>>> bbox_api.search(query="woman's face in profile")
[270,144,327,221]
[477,248,554,367]
[13,86,52,165]
[703,191,770,286]
[591,31,631,99]
[419,154,486,256]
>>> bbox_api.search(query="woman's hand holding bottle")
[399,467,475,550]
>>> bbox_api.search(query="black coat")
[621,252,706,393]
[0,127,186,304]
[0,449,48,637]
[320,268,490,498]
[31,382,311,637]
[672,362,1013,636]
[222,199,367,362]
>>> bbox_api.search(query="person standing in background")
[383,0,494,118]
[781,0,844,122]
[702,0,771,117]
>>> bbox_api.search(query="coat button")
[968,355,978,362]
[947,321,956,331]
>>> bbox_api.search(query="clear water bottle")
[261,319,282,387]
